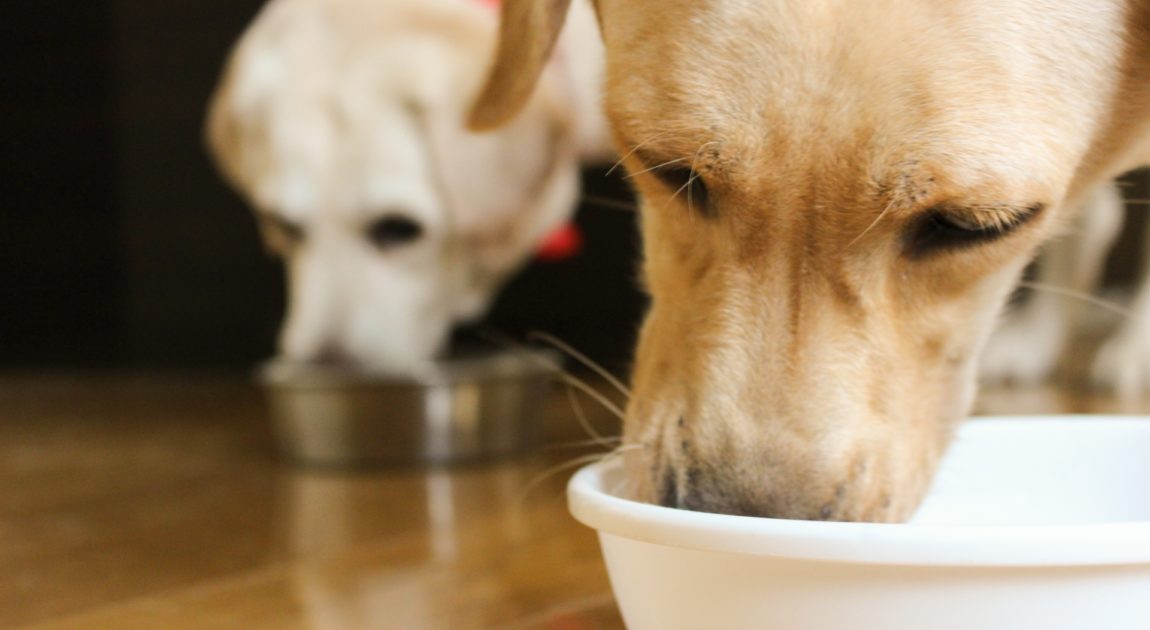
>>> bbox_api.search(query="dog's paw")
[980,311,1066,385]
[1091,323,1150,399]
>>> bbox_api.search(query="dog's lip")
[257,349,561,387]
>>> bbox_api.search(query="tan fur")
[473,0,1150,520]
[468,0,573,130]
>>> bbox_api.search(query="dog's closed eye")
[629,158,714,218]
[652,164,712,216]
[366,214,424,250]
[259,212,305,253]
[904,203,1045,259]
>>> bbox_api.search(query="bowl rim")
[568,416,1150,567]
[258,348,562,388]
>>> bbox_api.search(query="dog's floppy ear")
[468,0,573,131]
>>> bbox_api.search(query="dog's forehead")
[598,0,1123,201]
[238,48,496,225]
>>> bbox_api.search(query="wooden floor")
[3,373,1148,629]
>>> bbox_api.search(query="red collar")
[536,223,583,262]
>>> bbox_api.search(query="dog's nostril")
[310,343,351,366]
[658,471,679,508]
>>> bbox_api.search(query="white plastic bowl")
[568,416,1150,630]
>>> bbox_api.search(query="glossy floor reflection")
[3,374,1148,628]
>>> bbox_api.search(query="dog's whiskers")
[563,382,619,451]
[517,444,645,504]
[475,328,626,420]
[545,434,623,451]
[624,157,689,180]
[609,474,640,499]
[476,328,636,501]
[558,373,627,422]
[1018,281,1134,319]
[663,140,720,218]
[687,142,713,220]
[847,196,900,250]
[671,172,703,219]
[529,331,631,398]
[606,132,670,176]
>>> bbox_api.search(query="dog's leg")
[980,183,1124,384]
[1092,204,1150,399]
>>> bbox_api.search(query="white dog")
[206,0,608,370]
[473,0,1150,520]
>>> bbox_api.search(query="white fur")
[207,0,609,371]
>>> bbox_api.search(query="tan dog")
[473,0,1150,521]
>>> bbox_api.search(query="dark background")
[0,0,645,371]
[2,0,1147,371]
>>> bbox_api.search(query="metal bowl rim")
[257,348,563,389]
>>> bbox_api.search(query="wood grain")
[2,374,1145,628]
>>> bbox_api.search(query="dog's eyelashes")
[366,214,424,250]
[905,212,1006,258]
[653,165,713,217]
[904,203,1044,259]
[627,147,715,216]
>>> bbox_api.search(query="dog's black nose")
[310,343,352,366]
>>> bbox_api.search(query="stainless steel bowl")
[259,349,560,467]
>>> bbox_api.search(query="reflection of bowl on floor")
[570,416,1150,630]
[260,349,560,467]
